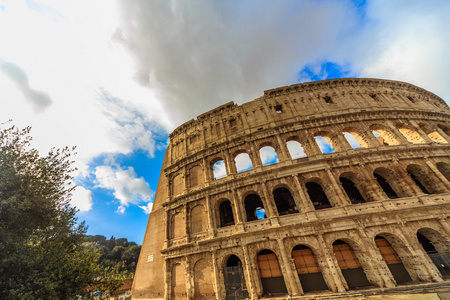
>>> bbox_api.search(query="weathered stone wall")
[132,78,450,299]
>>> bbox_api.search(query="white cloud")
[71,185,93,212]
[95,164,154,213]
[139,202,153,214]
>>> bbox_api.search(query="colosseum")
[132,78,450,299]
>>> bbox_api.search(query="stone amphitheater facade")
[132,78,450,300]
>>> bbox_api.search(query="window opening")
[369,93,379,101]
[314,136,335,153]
[305,182,332,210]
[286,140,307,159]
[219,201,235,227]
[273,188,298,215]
[257,250,288,295]
[407,171,430,194]
[343,132,364,149]
[437,162,450,182]
[259,146,279,166]
[213,160,227,180]
[374,173,399,199]
[274,104,282,114]
[340,177,366,204]
[323,96,333,104]
[417,232,450,277]
[333,240,371,288]
[229,119,237,127]
[292,245,328,292]
[375,236,412,283]
[235,153,253,173]
[406,96,415,103]
[224,255,249,300]
[244,194,266,221]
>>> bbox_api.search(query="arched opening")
[257,249,288,295]
[339,177,366,204]
[333,240,371,289]
[305,181,332,210]
[292,245,328,292]
[314,136,335,153]
[244,194,266,221]
[437,162,450,182]
[259,146,279,166]
[219,200,235,227]
[273,187,298,215]
[286,140,307,159]
[406,164,432,194]
[373,171,399,199]
[193,259,214,299]
[375,236,412,284]
[343,131,367,149]
[224,255,249,300]
[417,229,450,277]
[212,159,227,180]
[419,123,447,143]
[235,152,253,173]
[370,125,400,146]
[171,263,187,299]
[397,126,426,144]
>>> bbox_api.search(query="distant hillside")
[83,235,141,273]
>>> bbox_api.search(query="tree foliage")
[0,124,121,299]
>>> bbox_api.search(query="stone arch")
[218,199,235,227]
[339,172,366,204]
[373,167,404,199]
[190,204,207,234]
[189,164,204,188]
[244,193,266,221]
[193,258,215,299]
[419,123,447,143]
[314,131,336,153]
[211,157,227,180]
[332,239,372,289]
[436,162,450,182]
[406,164,444,194]
[342,127,369,148]
[256,249,288,295]
[396,123,426,144]
[417,228,450,277]
[223,255,249,300]
[171,263,187,300]
[272,187,298,215]
[172,173,184,196]
[370,124,401,146]
[286,138,307,159]
[258,143,279,166]
[374,235,413,284]
[305,179,332,210]
[234,151,253,173]
[292,244,329,292]
[171,211,185,240]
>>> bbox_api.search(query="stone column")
[261,181,278,223]
[436,127,450,143]
[164,259,170,300]
[211,251,222,300]
[292,175,314,212]
[425,159,450,190]
[185,256,194,300]
[242,246,259,299]
[356,164,386,202]
[392,162,424,196]
[275,134,292,162]
[277,239,303,296]
[250,141,263,167]
[316,234,347,292]
[232,190,245,231]
[336,132,353,151]
[409,120,434,143]
[203,157,212,183]
[385,120,411,144]
[224,150,237,176]
[438,218,450,238]
[206,195,216,238]
[325,168,349,206]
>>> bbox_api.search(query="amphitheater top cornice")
[169,78,447,138]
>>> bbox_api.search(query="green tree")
[0,124,120,299]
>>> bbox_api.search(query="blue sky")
[0,0,450,244]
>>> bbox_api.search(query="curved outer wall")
[132,78,450,299]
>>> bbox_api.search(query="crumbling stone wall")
[132,78,450,300]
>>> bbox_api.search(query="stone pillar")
[316,234,347,292]
[357,229,396,288]
[336,132,353,151]
[185,256,194,300]
[232,190,245,231]
[438,218,450,238]
[356,164,386,201]
[436,127,450,143]
[261,181,278,223]
[224,150,237,176]
[206,195,216,238]
[425,159,450,190]
[385,120,411,145]
[393,162,424,196]
[362,129,382,147]
[277,239,303,296]
[250,141,263,167]
[211,251,222,300]
[203,157,212,183]
[325,168,349,206]
[409,120,434,143]
[292,175,314,212]
[242,246,259,299]
[164,259,170,300]
[276,134,292,162]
